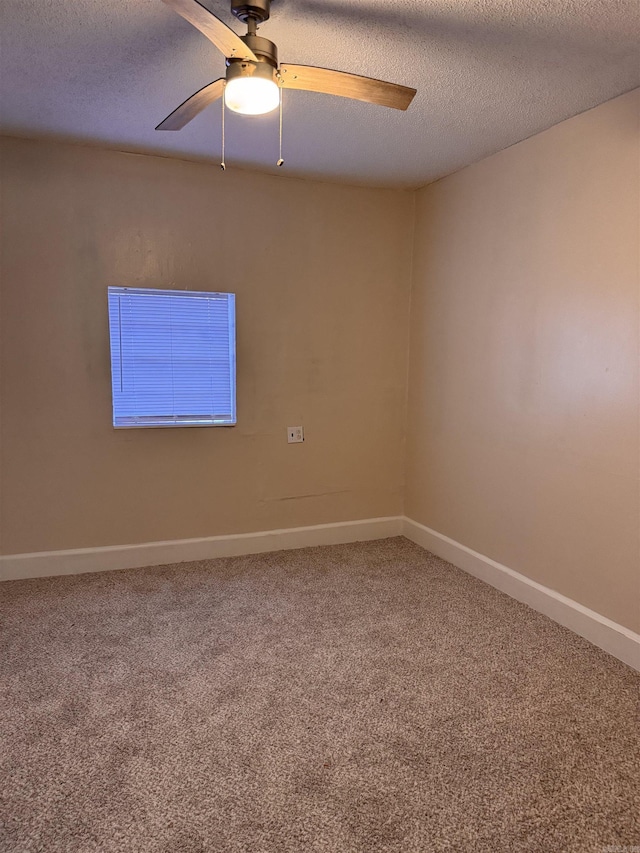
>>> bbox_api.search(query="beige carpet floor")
[1,537,638,852]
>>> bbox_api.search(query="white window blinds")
[108,287,236,428]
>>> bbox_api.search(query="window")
[108,287,236,428]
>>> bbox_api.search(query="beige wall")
[405,89,640,632]
[0,137,413,554]
[2,91,638,633]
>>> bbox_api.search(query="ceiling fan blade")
[156,78,225,130]
[162,0,257,60]
[279,64,416,110]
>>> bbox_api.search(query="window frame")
[107,286,237,430]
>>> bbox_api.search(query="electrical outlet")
[287,426,304,443]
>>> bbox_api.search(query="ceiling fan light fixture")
[155,0,417,132]
[225,61,279,115]
[225,76,279,115]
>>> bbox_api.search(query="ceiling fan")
[155,0,417,130]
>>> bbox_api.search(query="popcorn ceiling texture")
[1,0,638,186]
[1,538,638,852]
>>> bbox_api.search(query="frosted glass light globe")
[225,77,279,116]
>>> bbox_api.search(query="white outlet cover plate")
[287,426,304,443]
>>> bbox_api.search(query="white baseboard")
[0,516,404,582]
[2,514,636,671]
[403,517,640,672]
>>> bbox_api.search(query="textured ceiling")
[1,0,639,187]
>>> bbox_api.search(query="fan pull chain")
[277,86,284,167]
[220,88,226,171]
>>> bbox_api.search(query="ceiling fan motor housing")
[234,33,278,67]
[231,0,271,24]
